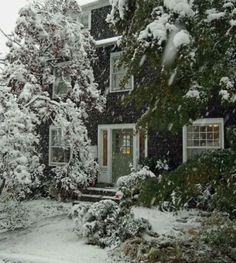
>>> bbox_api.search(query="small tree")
[107,0,236,129]
[1,0,105,194]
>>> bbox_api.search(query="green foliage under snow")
[138,149,236,215]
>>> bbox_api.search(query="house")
[48,0,235,185]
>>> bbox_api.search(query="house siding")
[90,5,115,41]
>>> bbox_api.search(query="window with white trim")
[49,126,71,166]
[183,118,224,162]
[53,66,71,98]
[79,11,91,30]
[110,52,133,92]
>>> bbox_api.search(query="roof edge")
[81,0,110,10]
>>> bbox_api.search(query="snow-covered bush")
[0,201,30,231]
[0,87,44,200]
[71,200,151,247]
[117,166,155,205]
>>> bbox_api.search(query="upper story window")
[79,11,91,30]
[49,126,71,166]
[53,66,71,99]
[110,52,133,93]
[183,118,224,162]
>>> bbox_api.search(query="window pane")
[185,121,223,161]
[54,76,71,96]
[80,12,89,28]
[51,147,70,163]
[51,129,61,146]
[111,53,132,92]
[187,148,209,159]
[139,130,146,158]
[102,130,108,166]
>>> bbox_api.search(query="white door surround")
[97,123,148,184]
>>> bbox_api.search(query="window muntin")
[183,119,224,161]
[110,52,133,92]
[49,127,71,166]
[53,67,71,98]
[187,124,220,147]
[79,11,91,30]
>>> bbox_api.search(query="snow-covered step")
[83,187,117,197]
[73,192,119,204]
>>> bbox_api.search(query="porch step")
[84,187,117,197]
[73,187,119,204]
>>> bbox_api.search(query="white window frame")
[183,118,224,162]
[79,11,91,30]
[110,51,134,93]
[49,126,72,166]
[52,64,72,99]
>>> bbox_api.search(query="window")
[183,118,224,162]
[102,130,108,166]
[115,131,133,155]
[53,66,71,98]
[79,11,91,30]
[110,52,133,92]
[49,126,71,166]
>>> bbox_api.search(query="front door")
[112,129,133,182]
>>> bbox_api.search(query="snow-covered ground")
[0,200,201,263]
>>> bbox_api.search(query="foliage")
[107,0,236,129]
[71,200,151,247]
[199,212,236,253]
[140,157,169,175]
[116,166,155,206]
[0,200,30,231]
[138,149,236,215]
[0,87,44,200]
[1,0,105,194]
[227,126,236,151]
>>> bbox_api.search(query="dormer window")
[79,11,91,30]
[110,52,133,93]
[53,66,71,99]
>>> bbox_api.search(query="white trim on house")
[109,51,134,93]
[98,123,148,183]
[95,36,121,47]
[49,126,72,167]
[81,0,110,11]
[182,118,224,162]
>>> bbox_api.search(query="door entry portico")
[98,124,147,184]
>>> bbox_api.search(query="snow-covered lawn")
[0,216,107,263]
[0,200,201,263]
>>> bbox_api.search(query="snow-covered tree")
[107,0,236,129]
[1,0,105,194]
[0,87,43,200]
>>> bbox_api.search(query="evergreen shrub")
[138,149,236,215]
[71,200,151,247]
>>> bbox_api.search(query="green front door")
[112,129,133,182]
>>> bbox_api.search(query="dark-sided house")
[48,0,235,185]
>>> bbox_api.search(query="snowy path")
[0,216,108,263]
